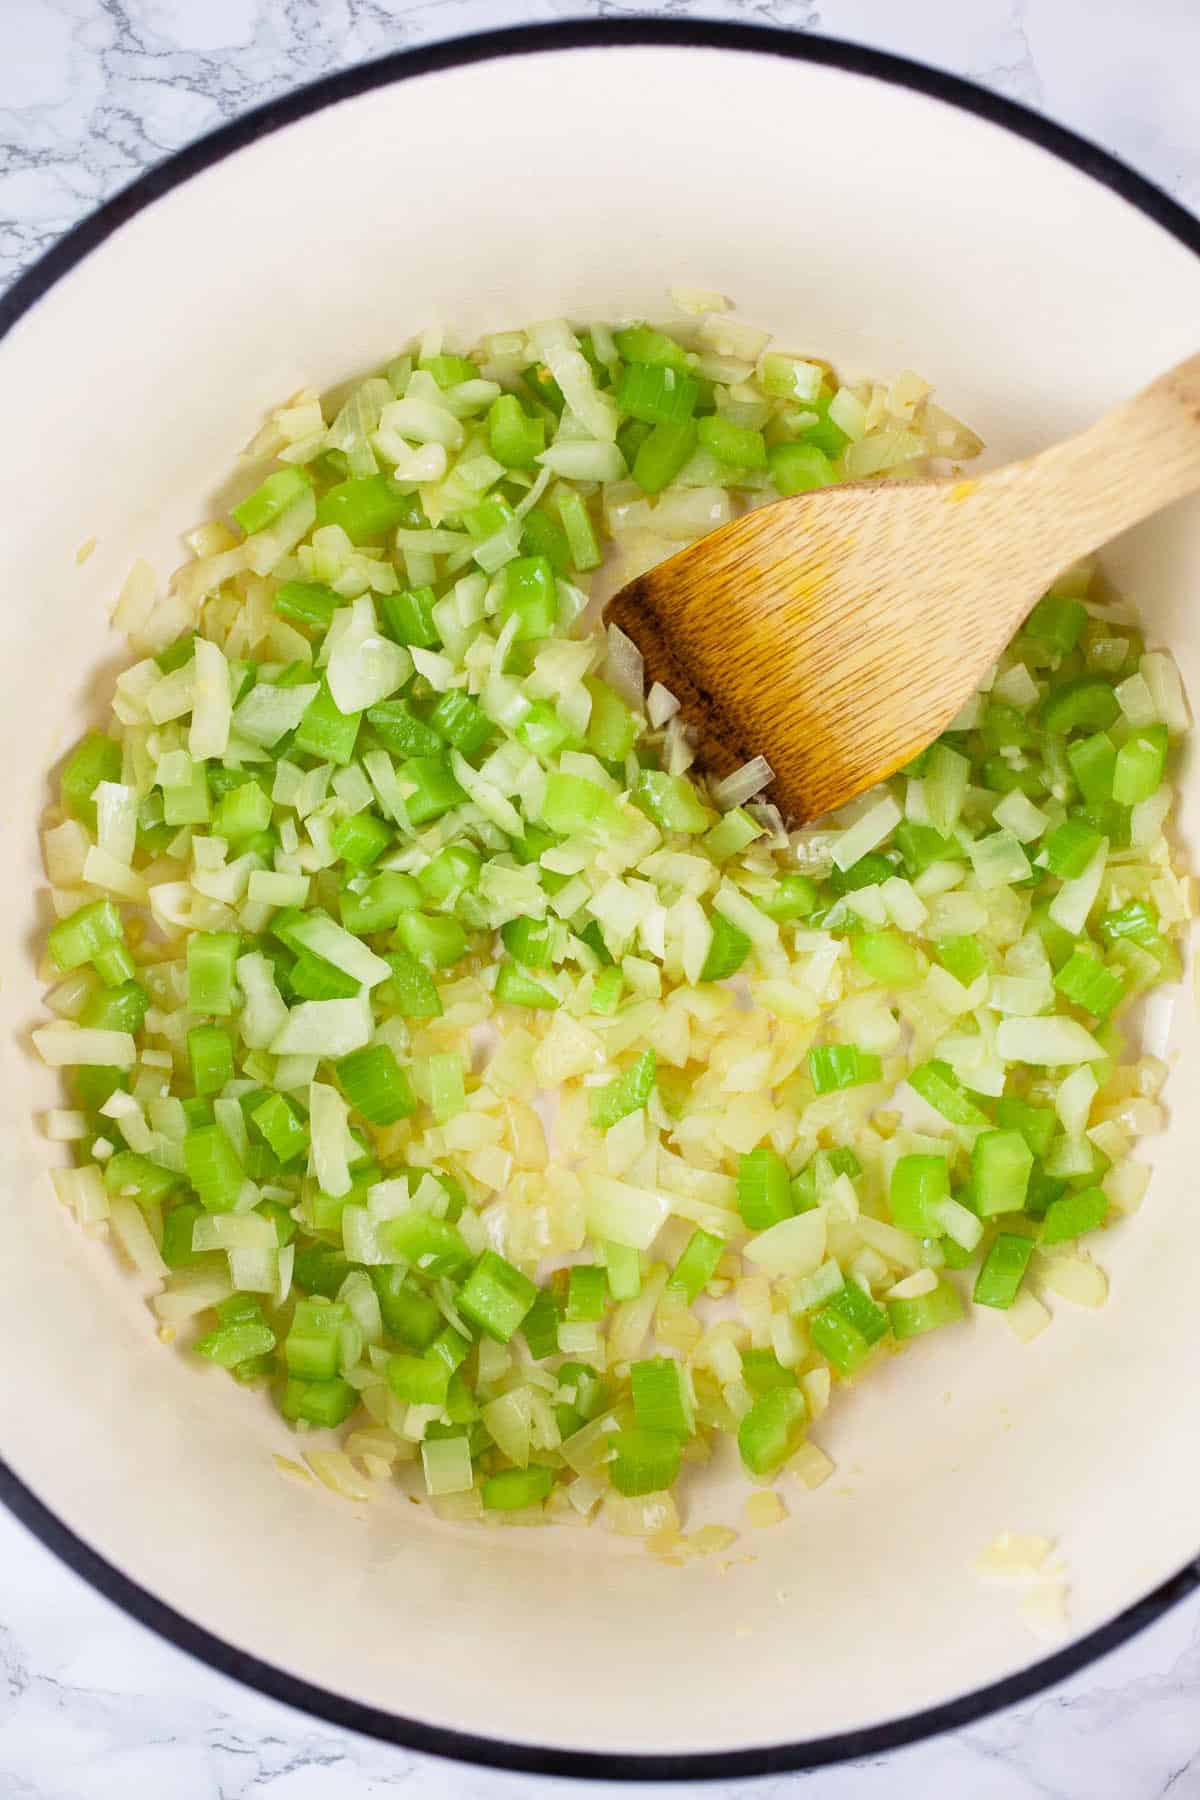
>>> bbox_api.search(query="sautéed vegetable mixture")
[35,299,1190,1533]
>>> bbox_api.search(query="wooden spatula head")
[607,479,1032,823]
[607,351,1200,824]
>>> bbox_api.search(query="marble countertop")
[4,1,1200,1794]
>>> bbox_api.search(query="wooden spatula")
[607,354,1200,824]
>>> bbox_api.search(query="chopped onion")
[269,996,372,1059]
[743,1210,826,1276]
[188,636,232,761]
[604,623,644,708]
[994,1018,1105,1065]
[831,795,903,871]
[33,1025,136,1068]
[711,756,773,811]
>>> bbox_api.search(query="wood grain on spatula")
[607,353,1200,824]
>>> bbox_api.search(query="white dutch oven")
[0,22,1198,1779]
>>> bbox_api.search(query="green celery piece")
[741,1348,797,1394]
[566,1264,608,1323]
[331,811,392,869]
[520,507,571,574]
[81,980,147,1035]
[630,1356,692,1435]
[187,932,239,1016]
[315,475,411,542]
[1042,818,1102,879]
[617,362,699,426]
[379,586,439,648]
[697,414,767,469]
[889,1154,949,1235]
[428,689,492,757]
[979,702,1033,753]
[161,1200,204,1269]
[378,1213,471,1276]
[737,1387,807,1475]
[589,965,624,1015]
[612,325,690,372]
[609,1427,682,1496]
[393,911,468,969]
[665,1231,723,1303]
[274,580,339,635]
[802,392,850,458]
[590,1049,656,1131]
[232,466,311,535]
[1026,591,1087,652]
[851,930,922,987]
[500,915,555,968]
[934,936,989,985]
[293,1243,352,1299]
[365,699,442,758]
[288,952,359,1001]
[501,555,558,640]
[635,769,711,833]
[188,1024,234,1097]
[421,353,476,387]
[104,1150,180,1204]
[458,1250,537,1343]
[93,940,138,988]
[60,733,121,827]
[1067,731,1117,803]
[907,1059,990,1128]
[369,1268,441,1348]
[481,1465,555,1510]
[973,1233,1036,1308]
[633,422,697,495]
[828,851,895,894]
[378,949,443,1018]
[769,441,836,495]
[340,870,422,934]
[1040,675,1119,735]
[48,898,123,973]
[737,1146,794,1230]
[418,845,481,906]
[1041,1185,1108,1244]
[281,1376,357,1427]
[213,779,271,841]
[337,1043,416,1126]
[826,1279,889,1345]
[895,820,966,876]
[521,1289,562,1360]
[755,873,818,920]
[494,960,558,1009]
[972,1129,1034,1217]
[556,490,603,571]
[488,394,545,468]
[398,755,466,826]
[585,677,639,761]
[294,680,361,765]
[808,1045,882,1094]
[996,1096,1057,1159]
[1054,949,1125,1019]
[386,1353,450,1407]
[887,1278,963,1340]
[1113,725,1168,805]
[811,1307,873,1375]
[196,1318,276,1369]
[700,911,752,982]
[183,1124,244,1213]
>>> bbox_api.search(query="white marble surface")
[3,1,1200,1794]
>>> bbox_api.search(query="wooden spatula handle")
[982,351,1200,608]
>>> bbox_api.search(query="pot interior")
[0,36,1198,1761]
